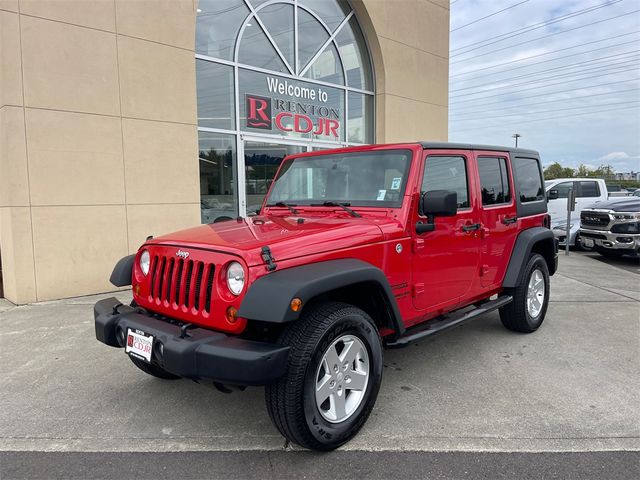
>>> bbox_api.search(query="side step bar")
[385,295,513,349]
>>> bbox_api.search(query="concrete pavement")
[0,252,638,459]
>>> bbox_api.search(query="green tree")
[576,164,592,177]
[543,162,575,179]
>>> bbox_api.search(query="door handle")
[502,216,517,225]
[462,223,481,232]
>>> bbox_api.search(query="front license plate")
[583,238,595,248]
[125,328,153,363]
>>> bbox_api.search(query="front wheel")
[265,302,383,451]
[499,253,550,333]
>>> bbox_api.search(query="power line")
[450,48,640,85]
[449,104,640,133]
[450,99,640,122]
[450,0,529,33]
[449,78,640,106]
[450,87,640,117]
[450,55,640,93]
[450,9,640,63]
[449,65,640,100]
[450,32,640,78]
[450,0,623,53]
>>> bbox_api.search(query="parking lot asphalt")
[0,251,638,477]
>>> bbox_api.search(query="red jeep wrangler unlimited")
[95,142,557,450]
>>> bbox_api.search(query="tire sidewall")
[522,255,550,329]
[301,310,383,447]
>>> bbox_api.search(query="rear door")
[475,152,519,288]
[411,151,481,312]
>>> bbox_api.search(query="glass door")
[243,140,306,215]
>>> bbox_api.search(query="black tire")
[265,301,383,451]
[128,356,181,380]
[499,253,550,333]
[596,248,624,258]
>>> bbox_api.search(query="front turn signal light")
[290,298,303,312]
[226,306,238,324]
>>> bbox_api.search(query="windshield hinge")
[261,246,277,272]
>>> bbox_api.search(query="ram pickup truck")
[580,196,640,257]
[545,178,607,248]
[95,142,558,450]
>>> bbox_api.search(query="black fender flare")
[503,227,558,288]
[237,259,405,334]
[109,254,135,287]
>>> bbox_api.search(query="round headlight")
[140,250,150,276]
[226,262,245,295]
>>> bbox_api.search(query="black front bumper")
[94,297,290,386]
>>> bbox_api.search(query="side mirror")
[547,189,559,200]
[420,190,458,216]
[416,190,457,234]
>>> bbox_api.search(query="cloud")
[448,0,640,170]
[597,152,630,162]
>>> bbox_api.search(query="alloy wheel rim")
[527,269,545,318]
[315,334,370,423]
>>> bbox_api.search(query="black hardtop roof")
[418,141,539,156]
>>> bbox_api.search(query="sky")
[447,0,640,172]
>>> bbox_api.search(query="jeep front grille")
[149,255,215,313]
[580,211,610,229]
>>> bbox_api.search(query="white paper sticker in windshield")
[391,177,402,190]
[377,190,387,201]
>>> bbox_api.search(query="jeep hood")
[587,197,640,212]
[149,215,388,266]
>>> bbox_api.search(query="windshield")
[544,180,554,189]
[266,149,413,208]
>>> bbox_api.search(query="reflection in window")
[199,132,238,223]
[269,150,411,207]
[514,157,544,202]
[196,0,249,60]
[245,142,305,214]
[335,16,373,90]
[551,181,574,199]
[478,157,511,205]
[257,3,295,68]
[196,60,234,130]
[348,91,373,143]
[422,156,469,209]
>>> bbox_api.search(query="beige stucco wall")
[0,0,449,304]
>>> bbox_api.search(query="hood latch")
[261,246,277,272]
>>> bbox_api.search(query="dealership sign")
[242,72,342,140]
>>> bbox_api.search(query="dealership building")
[0,0,449,304]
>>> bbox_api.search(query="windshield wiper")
[311,201,361,218]
[266,201,299,215]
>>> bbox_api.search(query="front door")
[411,151,481,312]
[475,153,519,288]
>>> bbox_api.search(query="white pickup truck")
[545,178,608,248]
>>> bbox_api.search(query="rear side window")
[577,181,600,198]
[422,156,469,209]
[514,157,544,202]
[478,156,511,205]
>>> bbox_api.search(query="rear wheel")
[128,356,180,380]
[265,301,383,451]
[499,253,550,333]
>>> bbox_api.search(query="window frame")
[420,154,472,213]
[477,155,513,208]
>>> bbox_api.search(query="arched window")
[195,0,375,221]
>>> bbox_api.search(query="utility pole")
[512,133,522,147]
